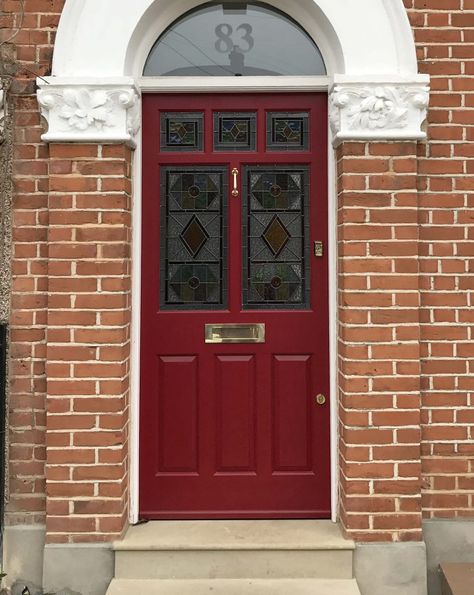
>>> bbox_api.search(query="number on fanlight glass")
[215,23,255,54]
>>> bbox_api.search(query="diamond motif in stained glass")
[274,119,303,144]
[214,112,256,151]
[162,166,227,309]
[161,112,203,152]
[180,215,209,257]
[243,166,309,310]
[262,216,291,256]
[222,119,249,144]
[168,121,196,145]
[267,112,309,151]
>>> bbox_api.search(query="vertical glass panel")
[144,3,327,76]
[243,166,310,309]
[161,167,227,308]
[267,112,309,151]
[161,112,203,152]
[214,112,256,152]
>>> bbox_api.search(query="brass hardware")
[314,241,323,257]
[315,394,326,405]
[232,168,239,197]
[205,323,265,344]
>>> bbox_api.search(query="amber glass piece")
[263,216,291,256]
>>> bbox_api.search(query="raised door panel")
[215,355,256,473]
[272,355,312,472]
[157,356,198,474]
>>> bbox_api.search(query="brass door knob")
[315,394,326,405]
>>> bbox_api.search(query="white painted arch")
[53,0,418,78]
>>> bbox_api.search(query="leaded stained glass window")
[161,112,204,151]
[161,167,227,308]
[243,166,310,309]
[267,112,309,151]
[214,112,256,151]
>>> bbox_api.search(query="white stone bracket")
[37,77,141,148]
[329,75,430,146]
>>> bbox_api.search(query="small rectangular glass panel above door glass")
[160,166,228,309]
[214,112,257,152]
[160,112,204,152]
[267,112,310,151]
[242,166,310,309]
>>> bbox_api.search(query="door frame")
[130,76,338,523]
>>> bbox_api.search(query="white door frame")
[130,75,338,523]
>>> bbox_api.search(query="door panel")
[272,355,313,473]
[141,93,329,519]
[157,356,199,474]
[215,355,256,473]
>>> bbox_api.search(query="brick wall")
[1,0,473,543]
[404,0,474,521]
[1,0,65,526]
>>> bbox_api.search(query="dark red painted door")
[140,93,329,519]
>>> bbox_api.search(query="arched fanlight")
[144,2,326,77]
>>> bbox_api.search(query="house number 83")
[215,23,255,53]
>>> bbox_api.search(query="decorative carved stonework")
[36,76,430,147]
[329,77,430,146]
[37,78,141,147]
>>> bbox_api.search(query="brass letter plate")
[205,323,265,344]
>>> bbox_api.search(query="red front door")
[140,93,329,519]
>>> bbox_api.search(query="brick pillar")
[337,141,423,542]
[45,144,132,543]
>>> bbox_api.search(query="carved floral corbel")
[37,79,141,147]
[329,78,430,145]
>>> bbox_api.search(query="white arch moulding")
[38,0,429,145]
[36,0,430,524]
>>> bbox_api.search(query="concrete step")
[106,578,362,594]
[114,521,355,580]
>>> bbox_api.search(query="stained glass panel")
[267,112,309,151]
[214,112,256,152]
[161,167,227,308]
[161,112,203,151]
[243,167,310,309]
